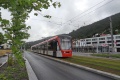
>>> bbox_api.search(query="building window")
[108,44,111,46]
[99,38,105,40]
[86,42,91,44]
[116,36,120,39]
[107,41,111,43]
[116,40,120,42]
[92,38,97,41]
[99,41,105,43]
[116,44,120,46]
[92,42,97,44]
[86,39,91,41]
[108,44,114,46]
[107,37,113,39]
[81,39,85,41]
[107,41,114,43]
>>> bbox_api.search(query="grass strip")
[60,56,120,75]
[0,59,28,80]
[91,53,120,58]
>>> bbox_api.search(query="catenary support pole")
[109,17,114,53]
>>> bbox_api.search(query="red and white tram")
[31,35,72,57]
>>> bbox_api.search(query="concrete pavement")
[0,56,7,67]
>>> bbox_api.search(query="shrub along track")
[0,61,28,80]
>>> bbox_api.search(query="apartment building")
[73,34,120,52]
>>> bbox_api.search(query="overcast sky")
[1,0,120,42]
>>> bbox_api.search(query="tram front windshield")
[60,38,71,50]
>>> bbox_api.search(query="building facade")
[73,34,120,53]
[0,43,11,49]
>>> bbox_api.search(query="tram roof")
[31,34,71,48]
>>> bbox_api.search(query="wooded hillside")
[69,12,120,39]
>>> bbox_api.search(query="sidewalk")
[0,56,8,65]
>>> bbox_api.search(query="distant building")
[1,43,11,49]
[73,34,120,53]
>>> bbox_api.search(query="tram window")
[53,41,57,51]
[48,41,57,51]
[60,38,71,50]
[48,42,53,50]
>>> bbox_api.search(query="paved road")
[24,51,115,80]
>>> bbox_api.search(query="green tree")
[0,32,4,45]
[0,0,61,66]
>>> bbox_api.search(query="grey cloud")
[1,8,11,20]
[1,0,120,42]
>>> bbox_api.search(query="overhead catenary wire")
[31,18,62,25]
[31,0,116,36]
[63,0,107,24]
[69,0,114,23]
[73,3,118,27]
[54,0,114,34]
[36,11,64,26]
[55,0,115,34]
[34,0,114,30]
[37,11,64,20]
[62,0,114,25]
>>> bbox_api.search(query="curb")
[35,53,120,80]
[24,57,38,80]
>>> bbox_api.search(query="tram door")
[53,41,57,57]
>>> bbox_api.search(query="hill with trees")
[69,12,120,39]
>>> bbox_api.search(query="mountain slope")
[69,12,120,39]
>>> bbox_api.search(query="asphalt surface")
[24,51,115,80]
